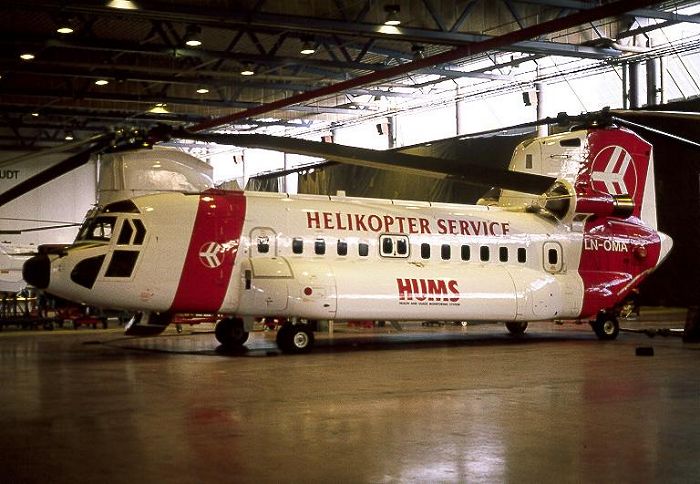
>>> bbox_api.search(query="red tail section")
[576,127,664,318]
[578,127,656,227]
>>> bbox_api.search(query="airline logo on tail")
[590,145,638,197]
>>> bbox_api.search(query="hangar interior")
[1,1,700,482]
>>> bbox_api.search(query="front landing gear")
[215,317,249,348]
[276,323,315,354]
[591,313,620,340]
[505,321,528,336]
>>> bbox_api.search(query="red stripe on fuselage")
[169,191,246,313]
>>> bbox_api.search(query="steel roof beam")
[190,0,659,131]
[7,1,621,59]
[515,0,700,24]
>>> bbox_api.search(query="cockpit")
[69,200,149,289]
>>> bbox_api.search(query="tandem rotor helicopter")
[13,107,699,353]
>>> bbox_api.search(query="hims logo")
[590,145,638,197]
[396,278,460,303]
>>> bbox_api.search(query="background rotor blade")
[0,132,115,168]
[175,131,556,194]
[610,110,700,149]
[0,133,114,208]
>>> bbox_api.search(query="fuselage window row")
[272,236,529,264]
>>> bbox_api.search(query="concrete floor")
[0,309,698,483]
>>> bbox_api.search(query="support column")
[535,81,547,138]
[646,57,660,106]
[628,62,642,109]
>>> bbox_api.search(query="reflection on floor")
[0,307,698,482]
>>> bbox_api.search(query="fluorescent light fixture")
[106,0,139,9]
[196,87,209,94]
[148,103,170,114]
[31,112,39,117]
[184,25,202,47]
[20,53,35,61]
[384,4,401,26]
[95,79,109,86]
[300,40,315,55]
[56,26,74,34]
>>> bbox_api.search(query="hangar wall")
[0,155,97,247]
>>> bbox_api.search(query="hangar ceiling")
[1,0,699,151]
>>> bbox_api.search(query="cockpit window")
[117,220,133,245]
[76,216,117,242]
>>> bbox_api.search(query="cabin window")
[461,245,471,261]
[560,138,581,147]
[105,250,139,278]
[396,238,408,256]
[518,247,527,263]
[315,239,326,255]
[499,247,508,262]
[548,248,559,265]
[380,235,409,258]
[382,237,393,254]
[117,220,133,245]
[480,246,490,261]
[292,238,303,254]
[358,242,369,257]
[244,270,252,290]
[441,244,451,260]
[337,240,348,256]
[525,154,533,169]
[132,219,146,245]
[257,238,270,253]
[70,255,105,289]
[421,243,431,259]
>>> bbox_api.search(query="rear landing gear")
[505,321,528,336]
[276,323,314,354]
[215,317,249,348]
[591,313,619,340]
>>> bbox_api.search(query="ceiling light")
[56,26,74,34]
[95,79,109,86]
[240,64,255,76]
[148,103,170,114]
[384,5,401,26]
[196,87,209,94]
[20,53,35,61]
[184,25,202,47]
[31,112,39,117]
[106,0,139,9]
[64,131,75,141]
[300,39,316,55]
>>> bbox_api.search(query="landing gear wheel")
[215,317,249,348]
[276,324,315,354]
[506,321,528,336]
[591,313,619,340]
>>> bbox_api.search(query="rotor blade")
[174,131,556,194]
[0,132,114,168]
[610,110,700,150]
[0,133,114,208]
[0,223,81,235]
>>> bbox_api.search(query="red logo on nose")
[591,145,638,197]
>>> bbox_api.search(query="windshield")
[75,216,117,242]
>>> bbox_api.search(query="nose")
[23,254,51,290]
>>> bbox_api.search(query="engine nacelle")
[543,180,635,221]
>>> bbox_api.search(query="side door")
[543,241,564,274]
